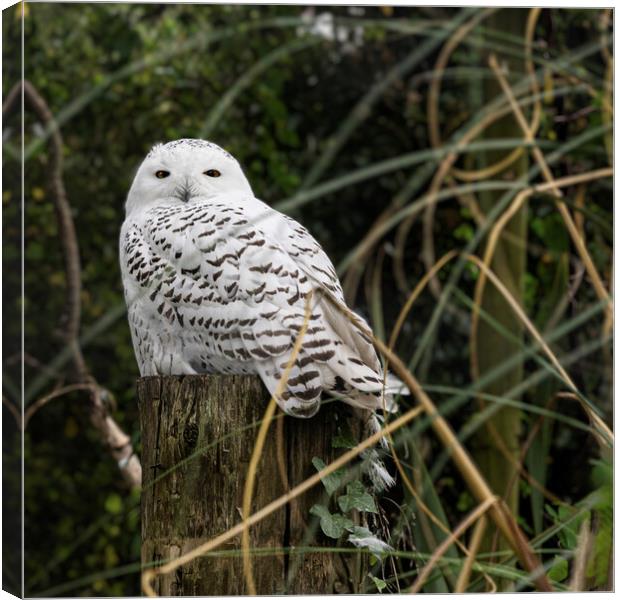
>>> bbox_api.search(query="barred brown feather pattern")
[121,139,403,419]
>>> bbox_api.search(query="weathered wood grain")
[138,375,365,595]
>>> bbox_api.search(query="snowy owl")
[120,139,405,483]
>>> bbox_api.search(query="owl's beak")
[175,182,194,203]
[180,188,191,203]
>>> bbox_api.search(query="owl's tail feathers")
[318,296,409,407]
[255,357,323,419]
[361,411,396,492]
[384,372,410,397]
[355,374,410,491]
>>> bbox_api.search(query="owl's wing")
[272,213,345,301]
[256,205,388,371]
[252,203,404,407]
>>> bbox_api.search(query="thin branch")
[3,80,141,488]
[23,383,98,428]
[2,396,22,429]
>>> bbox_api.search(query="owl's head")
[126,139,253,214]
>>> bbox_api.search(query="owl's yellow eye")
[155,170,170,179]
[204,169,221,178]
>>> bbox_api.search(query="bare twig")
[23,383,99,428]
[15,82,84,370]
[3,396,22,429]
[3,80,141,487]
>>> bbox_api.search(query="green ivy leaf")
[337,480,377,514]
[311,456,343,496]
[370,575,387,592]
[309,504,354,539]
[548,556,568,582]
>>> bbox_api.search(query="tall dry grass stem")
[387,248,588,528]
[487,53,613,319]
[568,519,593,591]
[410,496,499,593]
[454,515,489,592]
[427,8,541,183]
[415,8,542,299]
[376,249,495,590]
[467,248,613,448]
[320,291,553,591]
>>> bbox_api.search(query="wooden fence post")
[138,374,366,595]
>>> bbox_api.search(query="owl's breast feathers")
[120,195,402,417]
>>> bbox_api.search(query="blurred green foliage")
[2,4,612,595]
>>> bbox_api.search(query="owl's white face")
[126,139,253,214]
